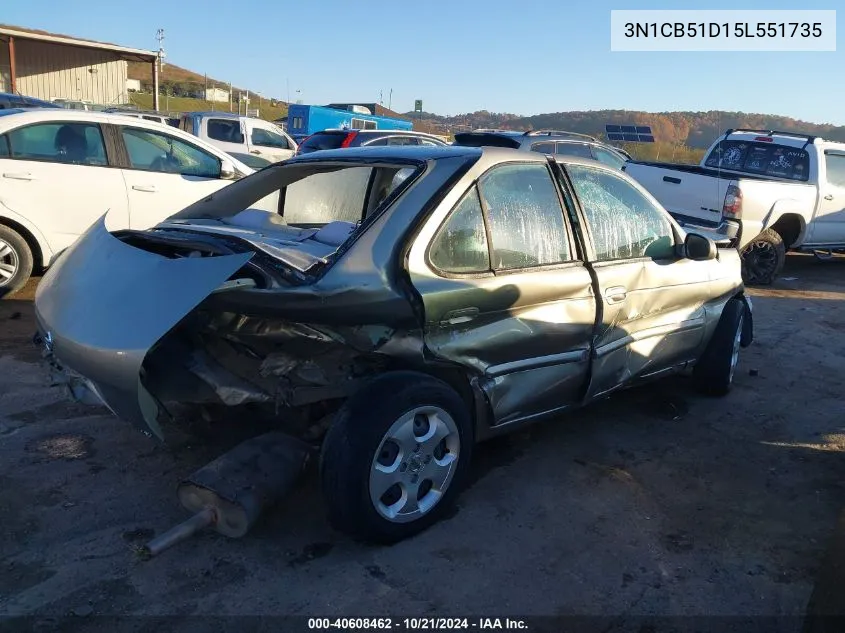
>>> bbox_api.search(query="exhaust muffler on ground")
[141,432,312,558]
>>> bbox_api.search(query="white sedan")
[0,108,255,296]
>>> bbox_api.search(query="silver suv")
[454,129,630,170]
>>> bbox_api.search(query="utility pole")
[229,81,233,113]
[154,28,165,112]
[389,88,393,111]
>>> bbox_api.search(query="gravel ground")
[1,254,844,632]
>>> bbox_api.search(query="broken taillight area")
[141,309,389,441]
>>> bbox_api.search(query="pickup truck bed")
[626,161,782,182]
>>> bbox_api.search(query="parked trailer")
[287,104,412,141]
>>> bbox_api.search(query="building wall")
[0,39,129,105]
[205,87,229,103]
[0,43,9,92]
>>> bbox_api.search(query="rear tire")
[0,225,34,299]
[693,298,745,397]
[320,371,473,544]
[740,228,785,285]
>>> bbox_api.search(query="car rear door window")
[555,142,593,158]
[478,163,570,270]
[530,142,555,153]
[207,119,244,144]
[0,135,9,157]
[121,127,221,178]
[429,186,490,274]
[567,164,676,261]
[6,122,107,166]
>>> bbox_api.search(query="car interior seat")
[54,125,89,164]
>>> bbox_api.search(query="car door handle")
[250,150,261,155]
[824,194,834,201]
[131,185,157,193]
[441,307,479,325]
[604,286,627,304]
[3,172,35,181]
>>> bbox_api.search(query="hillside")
[408,108,845,149]
[128,93,288,122]
[127,61,279,104]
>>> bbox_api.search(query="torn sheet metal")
[186,350,272,406]
[33,217,253,438]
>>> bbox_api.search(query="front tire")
[0,225,34,299]
[693,298,746,397]
[740,228,785,285]
[320,371,472,544]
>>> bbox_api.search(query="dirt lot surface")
[1,255,844,631]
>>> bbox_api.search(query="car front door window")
[251,127,290,149]
[566,164,676,261]
[121,128,221,178]
[592,146,627,170]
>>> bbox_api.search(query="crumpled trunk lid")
[34,217,253,438]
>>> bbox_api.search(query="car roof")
[310,128,444,138]
[184,111,246,120]
[553,154,619,171]
[287,144,580,166]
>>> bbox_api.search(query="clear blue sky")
[3,0,844,123]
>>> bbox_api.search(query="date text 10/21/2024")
[307,618,529,630]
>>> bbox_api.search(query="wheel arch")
[767,212,806,248]
[0,215,45,271]
[733,291,754,347]
[378,361,492,441]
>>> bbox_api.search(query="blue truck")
[286,103,413,141]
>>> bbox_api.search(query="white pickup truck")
[624,129,845,284]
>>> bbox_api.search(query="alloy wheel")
[728,315,744,384]
[0,239,19,287]
[369,406,461,523]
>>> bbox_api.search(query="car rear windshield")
[298,132,350,153]
[281,165,417,224]
[704,140,810,181]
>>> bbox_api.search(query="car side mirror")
[685,232,717,260]
[220,159,237,180]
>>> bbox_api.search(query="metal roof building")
[0,25,161,109]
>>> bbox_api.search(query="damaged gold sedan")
[34,145,753,543]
